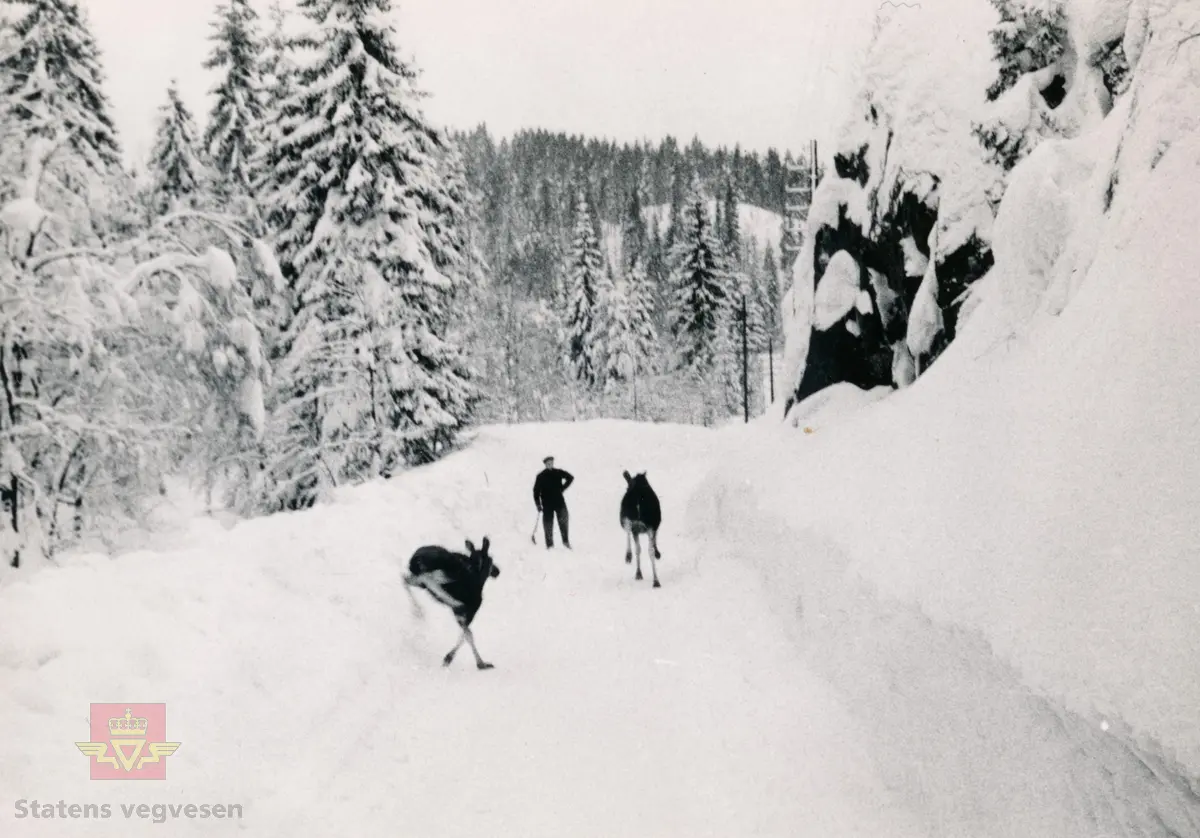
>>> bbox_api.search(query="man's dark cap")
[543,456,554,464]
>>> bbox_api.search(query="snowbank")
[781,382,891,431]
[688,17,1200,833]
[0,421,929,837]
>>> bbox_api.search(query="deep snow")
[1,421,924,838]
[697,94,1200,838]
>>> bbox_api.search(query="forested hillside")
[455,126,813,425]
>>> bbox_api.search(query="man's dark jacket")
[533,468,574,511]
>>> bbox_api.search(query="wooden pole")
[741,294,749,423]
[768,334,775,403]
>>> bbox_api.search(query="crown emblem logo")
[109,709,149,737]
[76,703,181,780]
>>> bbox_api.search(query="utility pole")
[741,293,749,423]
[768,333,775,403]
[782,139,820,271]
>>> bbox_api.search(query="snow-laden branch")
[156,208,253,246]
[24,246,107,274]
[125,253,191,294]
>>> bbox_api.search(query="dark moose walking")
[533,456,574,549]
[620,471,663,587]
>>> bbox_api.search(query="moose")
[404,537,501,669]
[620,471,663,588]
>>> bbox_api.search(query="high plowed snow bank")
[693,2,1200,834]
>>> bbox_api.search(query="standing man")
[533,456,574,549]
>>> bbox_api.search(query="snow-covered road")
[1,421,922,837]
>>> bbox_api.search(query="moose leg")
[634,533,644,581]
[443,627,467,666]
[648,533,661,589]
[650,528,661,560]
[463,626,493,670]
[624,524,633,564]
[444,621,493,670]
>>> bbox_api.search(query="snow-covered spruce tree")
[252,1,298,223]
[603,256,658,396]
[562,190,608,387]
[983,0,1069,103]
[0,0,121,177]
[669,181,729,371]
[256,0,476,508]
[203,0,265,197]
[972,0,1071,172]
[721,178,740,255]
[621,181,647,270]
[0,0,134,245]
[735,240,769,353]
[974,0,1131,176]
[259,0,293,100]
[714,189,753,416]
[603,278,635,391]
[759,242,782,346]
[147,80,205,216]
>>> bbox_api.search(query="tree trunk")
[0,332,19,568]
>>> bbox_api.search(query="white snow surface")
[695,132,1200,837]
[644,201,784,255]
[0,422,923,838]
[807,175,869,234]
[905,232,943,358]
[813,250,862,330]
[202,246,237,293]
[780,236,816,394]
[722,7,1200,830]
[1068,0,1133,60]
[781,382,892,431]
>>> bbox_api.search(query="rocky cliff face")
[781,0,1148,416]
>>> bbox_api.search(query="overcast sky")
[84,0,881,165]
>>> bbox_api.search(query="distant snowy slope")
[599,219,622,267]
[645,201,783,253]
[600,202,783,269]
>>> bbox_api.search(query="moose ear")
[464,540,476,553]
[481,536,490,552]
[640,471,647,479]
[623,470,632,484]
